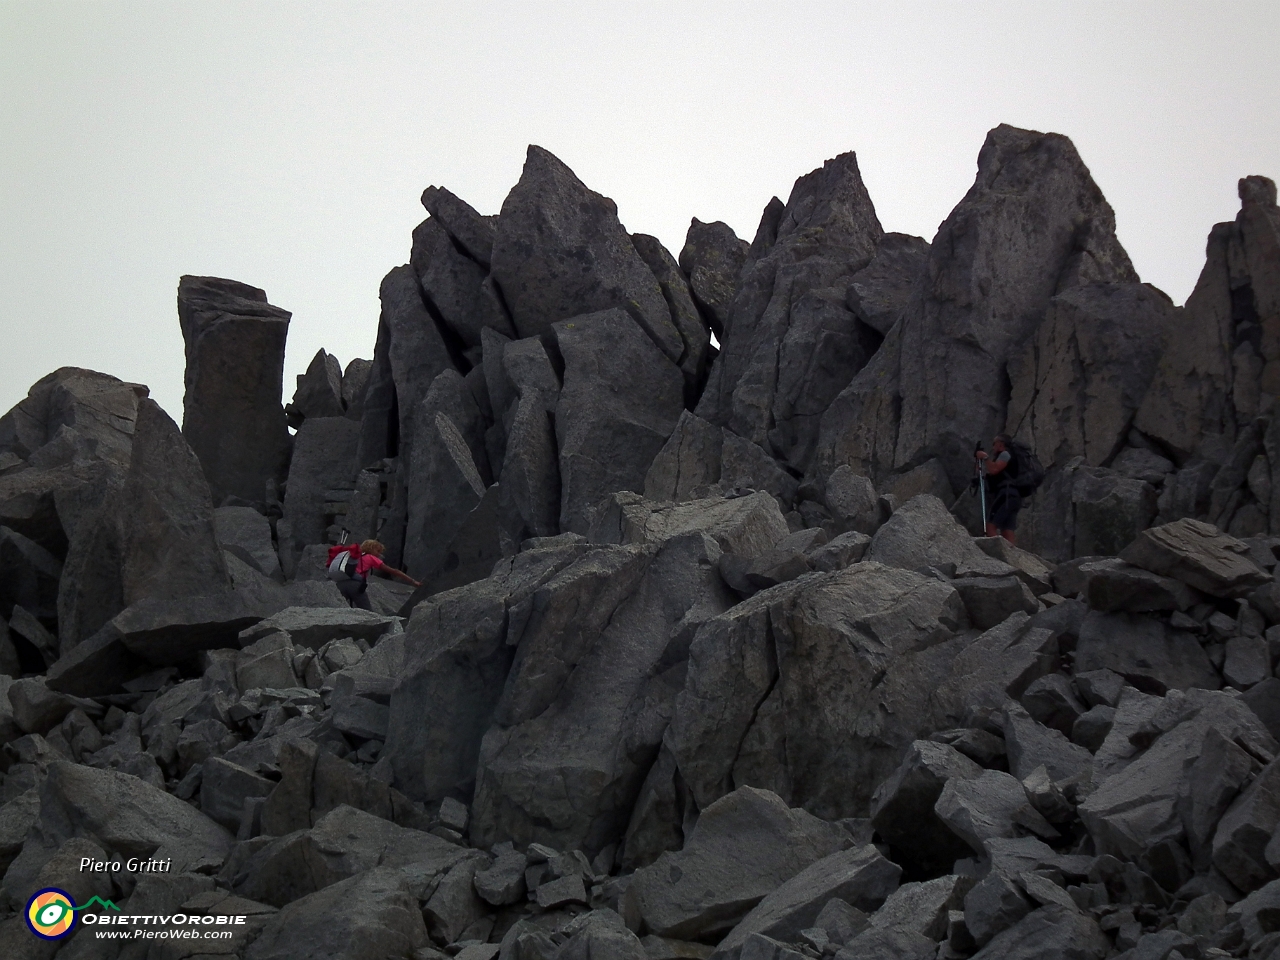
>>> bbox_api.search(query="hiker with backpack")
[975,433,1043,545]
[328,539,420,609]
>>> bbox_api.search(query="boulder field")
[2,126,1280,959]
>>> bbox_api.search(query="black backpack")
[1006,440,1045,497]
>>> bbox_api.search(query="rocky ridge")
[1,125,1279,959]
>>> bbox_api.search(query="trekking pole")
[974,443,988,531]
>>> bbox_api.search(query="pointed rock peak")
[748,196,786,261]
[777,151,883,256]
[421,184,496,267]
[1240,175,1277,209]
[511,145,620,217]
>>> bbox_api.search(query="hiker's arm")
[985,458,1008,475]
[379,564,421,588]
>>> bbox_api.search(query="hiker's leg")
[337,579,361,608]
[352,590,373,611]
[985,521,998,537]
[1001,528,1016,546]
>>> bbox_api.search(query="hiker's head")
[993,434,1012,452]
[361,539,385,557]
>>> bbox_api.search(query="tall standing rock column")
[178,276,292,505]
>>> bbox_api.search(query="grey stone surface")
[3,760,232,903]
[867,494,1014,578]
[696,152,884,472]
[1213,755,1280,893]
[287,348,345,426]
[0,525,62,627]
[844,232,930,336]
[554,309,684,534]
[679,218,748,340]
[953,575,1040,629]
[214,504,282,580]
[1074,610,1219,694]
[384,536,590,803]
[236,803,470,908]
[178,276,292,505]
[818,124,1137,495]
[1007,283,1173,468]
[870,740,983,876]
[1121,518,1271,598]
[591,490,790,560]
[239,606,399,650]
[474,849,528,905]
[471,531,734,854]
[632,232,712,392]
[1080,689,1276,861]
[1135,179,1280,461]
[668,561,965,819]
[404,371,491,580]
[119,397,231,606]
[934,769,1057,853]
[713,846,898,959]
[623,786,850,941]
[0,366,143,468]
[491,146,681,359]
[245,866,427,960]
[968,904,1108,960]
[200,755,274,831]
[1081,557,1201,613]
[280,416,361,565]
[823,466,880,535]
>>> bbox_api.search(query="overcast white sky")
[2,2,1277,423]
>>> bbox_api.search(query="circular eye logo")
[26,888,77,939]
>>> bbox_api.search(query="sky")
[2,2,1278,423]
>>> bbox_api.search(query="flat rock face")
[1007,282,1174,467]
[713,845,900,958]
[696,152,884,473]
[244,865,429,960]
[470,532,734,855]
[624,786,851,941]
[178,276,292,504]
[1120,518,1271,597]
[403,371,491,579]
[554,309,684,534]
[117,398,231,607]
[667,561,965,819]
[817,124,1137,493]
[281,416,361,566]
[384,536,591,803]
[867,494,1014,578]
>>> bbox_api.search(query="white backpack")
[327,547,359,581]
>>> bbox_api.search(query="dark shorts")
[989,486,1022,530]
[337,577,372,610]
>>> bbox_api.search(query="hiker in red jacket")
[335,539,420,609]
